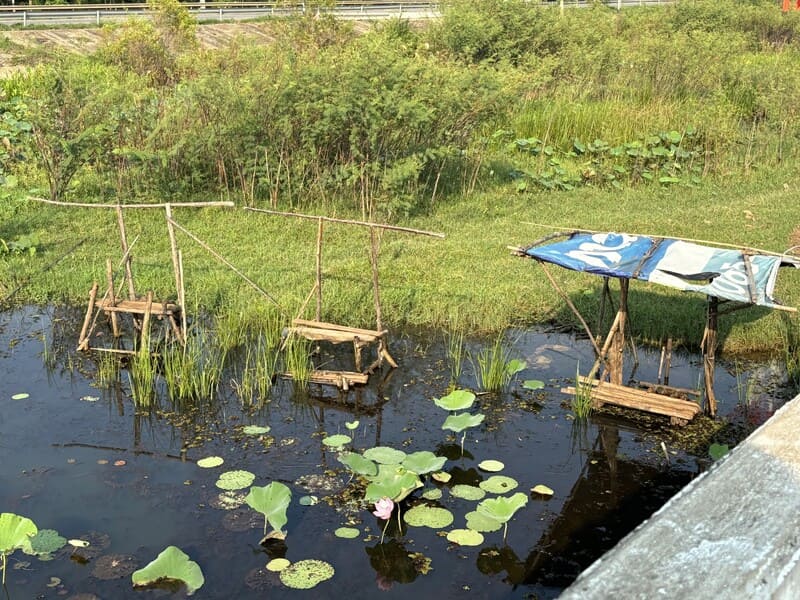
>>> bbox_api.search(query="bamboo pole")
[106,258,120,338]
[243,207,445,239]
[369,226,383,332]
[178,248,187,342]
[116,205,136,300]
[609,278,629,386]
[164,204,182,307]
[28,197,235,210]
[702,296,719,416]
[316,217,323,322]
[77,282,98,351]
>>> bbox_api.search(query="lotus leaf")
[242,425,271,435]
[523,379,545,390]
[433,389,476,411]
[432,471,452,483]
[422,488,443,500]
[476,492,528,524]
[478,460,505,472]
[450,485,486,501]
[266,558,290,572]
[401,451,447,475]
[26,529,66,556]
[345,420,360,430]
[131,546,204,596]
[10,393,29,400]
[216,470,255,491]
[364,465,422,503]
[403,505,454,529]
[322,434,351,448]
[246,482,292,535]
[0,513,37,584]
[465,510,503,533]
[709,443,729,461]
[442,412,485,433]
[337,452,378,477]
[447,529,484,546]
[479,475,518,494]
[279,559,334,589]
[505,359,526,375]
[197,456,224,468]
[68,539,89,548]
[531,484,554,496]
[334,527,360,539]
[363,446,407,465]
[298,495,318,506]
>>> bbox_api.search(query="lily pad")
[450,485,486,501]
[363,446,407,465]
[242,425,271,435]
[216,470,255,491]
[131,546,204,596]
[68,539,90,548]
[478,460,505,472]
[476,492,529,524]
[25,529,66,556]
[345,420,360,430]
[422,488,443,500]
[266,558,291,572]
[479,475,518,494]
[197,456,224,469]
[364,465,423,503]
[322,434,351,448]
[442,412,485,433]
[403,505,454,529]
[401,451,447,475]
[465,510,503,533]
[10,393,29,400]
[279,559,334,590]
[209,491,247,511]
[531,484,554,497]
[432,471,452,483]
[434,389,476,411]
[522,379,545,390]
[298,495,318,506]
[447,529,484,546]
[505,359,526,375]
[334,527,360,539]
[337,452,378,477]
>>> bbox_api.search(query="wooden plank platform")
[97,298,180,316]
[562,377,701,423]
[283,369,369,390]
[290,318,387,344]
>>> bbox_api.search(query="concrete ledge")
[560,392,800,600]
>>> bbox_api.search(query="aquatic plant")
[446,327,465,388]
[161,329,225,402]
[373,497,395,543]
[447,529,484,546]
[96,353,120,387]
[338,452,379,477]
[0,512,37,585]
[476,492,528,542]
[403,505,454,529]
[442,412,485,456]
[572,365,594,419]
[245,481,292,538]
[471,333,525,392]
[279,559,335,590]
[283,335,312,389]
[364,464,423,504]
[129,325,155,408]
[131,546,204,596]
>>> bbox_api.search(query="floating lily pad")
[522,380,545,390]
[422,488,443,501]
[465,510,503,533]
[442,412,485,433]
[322,434,351,448]
[450,485,486,501]
[11,393,29,400]
[432,471,452,483]
[337,452,378,477]
[26,529,66,556]
[505,359,526,375]
[216,470,256,491]
[363,446,407,465]
[68,539,90,548]
[298,495,318,506]
[447,529,484,546]
[345,420,360,430]
[266,558,290,572]
[197,456,224,469]
[131,546,204,596]
[402,451,447,475]
[364,465,423,503]
[531,484,554,497]
[279,559,334,590]
[433,389,476,411]
[242,425,271,435]
[334,527,360,539]
[92,554,138,580]
[210,491,247,511]
[479,475,518,494]
[478,460,505,473]
[403,505,454,529]
[477,492,529,524]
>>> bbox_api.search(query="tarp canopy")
[524,232,799,310]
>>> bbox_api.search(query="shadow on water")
[0,306,795,599]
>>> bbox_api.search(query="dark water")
[0,306,793,599]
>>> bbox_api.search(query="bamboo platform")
[562,377,701,425]
[283,369,370,391]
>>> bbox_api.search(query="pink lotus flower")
[372,497,394,520]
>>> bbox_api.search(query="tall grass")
[283,335,312,389]
[129,325,156,408]
[161,328,225,402]
[446,326,465,388]
[572,365,594,420]
[471,332,520,393]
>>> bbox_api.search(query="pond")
[0,306,794,599]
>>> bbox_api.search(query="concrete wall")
[560,392,800,600]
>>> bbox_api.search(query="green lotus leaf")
[10,393,29,400]
[531,484,554,497]
[246,482,292,534]
[0,513,38,556]
[242,425,271,435]
[422,488,443,500]
[505,359,526,375]
[522,379,545,390]
[401,451,447,475]
[442,412,485,433]
[476,492,529,524]
[215,470,255,490]
[279,559,334,590]
[337,452,378,477]
[447,529,484,546]
[364,465,422,503]
[131,546,204,596]
[26,529,66,556]
[433,389,476,411]
[465,510,503,533]
[479,475,518,494]
[266,558,290,572]
[345,420,360,430]
[432,471,452,483]
[298,495,318,506]
[322,434,351,448]
[334,527,360,539]
[477,460,505,473]
[403,505,454,529]
[709,443,729,461]
[363,446,407,465]
[450,484,486,501]
[197,456,224,468]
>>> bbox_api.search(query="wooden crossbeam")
[97,299,180,316]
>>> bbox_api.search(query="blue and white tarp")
[525,232,799,310]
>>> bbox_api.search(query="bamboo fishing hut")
[512,230,799,423]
